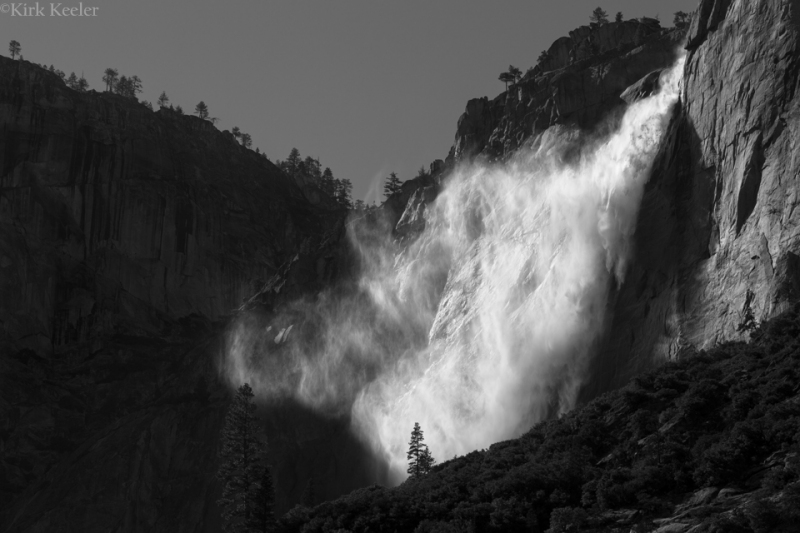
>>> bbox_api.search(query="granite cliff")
[0,57,374,531]
[390,0,800,399]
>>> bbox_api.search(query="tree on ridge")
[195,101,209,120]
[590,7,609,24]
[383,172,402,198]
[407,422,435,478]
[102,68,118,92]
[8,40,21,60]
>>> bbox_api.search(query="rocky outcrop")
[585,0,800,396]
[447,20,683,164]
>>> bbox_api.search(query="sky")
[2,0,695,202]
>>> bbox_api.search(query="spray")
[224,55,685,483]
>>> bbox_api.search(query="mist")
[223,54,685,483]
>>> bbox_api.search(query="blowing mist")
[223,53,686,484]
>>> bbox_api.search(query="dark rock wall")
[0,56,343,357]
[0,57,362,531]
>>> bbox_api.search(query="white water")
[224,55,685,483]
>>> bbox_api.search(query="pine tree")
[158,91,170,108]
[337,178,353,209]
[66,72,79,89]
[77,74,89,92]
[590,7,609,24]
[615,11,623,23]
[673,11,690,29]
[383,172,402,198]
[241,133,252,149]
[498,71,515,91]
[217,383,268,533]
[102,68,118,92]
[407,422,435,478]
[195,101,210,120]
[285,148,302,177]
[419,444,436,474]
[320,167,336,196]
[303,156,321,179]
[8,40,21,60]
[247,465,277,533]
[508,65,522,83]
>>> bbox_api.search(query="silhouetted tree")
[217,383,268,533]
[195,101,209,120]
[8,40,21,60]
[157,91,169,108]
[115,75,142,98]
[498,71,515,91]
[247,465,277,533]
[304,156,322,179]
[615,11,623,23]
[337,178,353,209]
[674,11,690,29]
[102,68,118,92]
[590,7,609,24]
[175,105,184,114]
[354,199,366,212]
[241,133,252,149]
[383,172,402,198]
[508,65,522,83]
[285,148,302,176]
[407,422,435,478]
[66,72,79,89]
[143,101,153,111]
[321,167,336,196]
[77,75,89,92]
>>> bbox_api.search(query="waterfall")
[224,54,685,483]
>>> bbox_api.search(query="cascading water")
[224,54,685,483]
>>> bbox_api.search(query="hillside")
[282,306,800,532]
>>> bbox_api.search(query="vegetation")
[407,423,436,478]
[217,383,273,533]
[9,40,21,60]
[383,172,402,198]
[590,7,609,24]
[674,11,691,29]
[277,148,352,209]
[195,101,210,120]
[115,75,142,99]
[158,91,170,108]
[499,65,522,90]
[102,68,118,91]
[498,71,515,91]
[280,305,800,532]
[615,12,623,23]
[537,50,550,66]
[65,72,89,92]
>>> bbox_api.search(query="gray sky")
[2,0,694,202]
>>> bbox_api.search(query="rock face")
[392,0,800,397]
[448,20,683,164]
[588,0,800,394]
[0,57,344,357]
[0,57,372,531]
